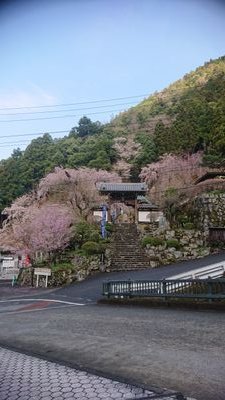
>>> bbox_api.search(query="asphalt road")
[0,303,224,400]
[1,251,225,303]
[0,252,225,400]
[45,250,225,303]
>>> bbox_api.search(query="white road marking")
[0,298,85,306]
[0,304,80,315]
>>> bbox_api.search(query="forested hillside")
[111,56,225,174]
[0,118,117,212]
[0,56,225,212]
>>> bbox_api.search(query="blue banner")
[101,204,107,238]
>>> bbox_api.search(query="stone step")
[112,252,146,260]
[111,240,141,244]
[112,253,147,257]
[111,260,149,263]
[113,235,138,238]
[112,264,149,267]
[109,223,150,272]
[110,266,150,271]
[112,260,149,262]
[113,239,139,242]
[112,255,147,259]
[112,239,140,242]
[111,249,145,253]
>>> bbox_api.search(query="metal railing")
[166,260,225,281]
[102,278,225,300]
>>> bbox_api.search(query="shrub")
[142,236,165,247]
[209,240,225,249]
[89,230,101,242]
[183,222,194,230]
[166,239,180,250]
[73,222,101,246]
[50,262,74,272]
[105,222,114,234]
[81,241,102,255]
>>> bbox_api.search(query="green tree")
[130,133,158,181]
[70,116,103,138]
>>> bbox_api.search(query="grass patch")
[166,239,180,250]
[50,262,74,272]
[142,236,165,247]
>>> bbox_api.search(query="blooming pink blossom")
[12,204,73,256]
[140,152,206,204]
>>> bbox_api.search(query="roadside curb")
[98,297,225,311]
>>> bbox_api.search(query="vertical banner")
[101,204,107,238]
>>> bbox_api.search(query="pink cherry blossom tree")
[139,152,206,205]
[0,167,121,257]
[37,167,121,220]
[12,204,74,260]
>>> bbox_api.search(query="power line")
[0,130,68,139]
[0,79,220,115]
[0,108,130,123]
[0,85,206,117]
[0,88,220,122]
[0,79,215,112]
[0,94,149,111]
[0,140,35,148]
[0,101,138,117]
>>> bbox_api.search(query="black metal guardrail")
[102,279,225,301]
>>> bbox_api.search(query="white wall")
[138,210,164,223]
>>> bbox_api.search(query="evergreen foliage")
[112,56,225,166]
[70,116,103,138]
[130,132,158,180]
[141,236,165,247]
[0,120,117,213]
[0,56,225,212]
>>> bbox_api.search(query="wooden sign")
[34,268,51,276]
[34,268,51,287]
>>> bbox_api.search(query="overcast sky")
[0,0,225,159]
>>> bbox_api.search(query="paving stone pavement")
[0,347,191,400]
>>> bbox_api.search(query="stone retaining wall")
[137,192,225,267]
[18,255,106,287]
[138,225,210,268]
[194,193,225,232]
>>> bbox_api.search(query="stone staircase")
[110,223,150,271]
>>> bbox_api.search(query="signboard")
[34,268,51,276]
[0,257,19,280]
[34,268,51,287]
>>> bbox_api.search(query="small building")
[94,182,161,224]
[138,203,163,224]
[0,253,19,280]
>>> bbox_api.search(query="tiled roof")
[137,195,151,203]
[138,203,158,210]
[98,182,147,192]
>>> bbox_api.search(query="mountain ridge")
[0,55,225,211]
[108,55,225,179]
